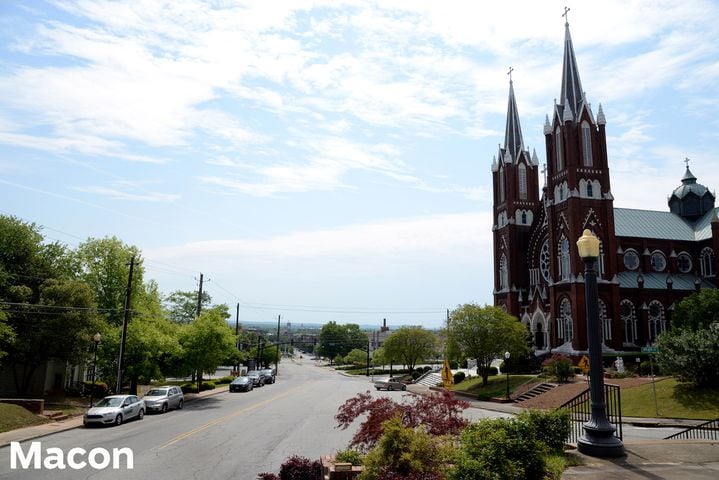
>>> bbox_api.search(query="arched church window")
[587,182,593,198]
[623,249,640,270]
[499,254,508,291]
[498,167,505,202]
[518,163,527,200]
[677,252,692,273]
[540,239,550,282]
[521,211,527,224]
[648,300,665,341]
[599,299,611,341]
[650,251,666,272]
[558,236,570,281]
[582,121,593,167]
[620,300,637,345]
[555,127,563,171]
[559,298,573,341]
[700,247,715,277]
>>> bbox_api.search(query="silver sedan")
[83,394,145,426]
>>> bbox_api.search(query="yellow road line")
[159,384,308,449]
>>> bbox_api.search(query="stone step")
[43,411,69,421]
[513,382,558,403]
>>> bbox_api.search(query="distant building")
[370,318,392,350]
[492,19,718,355]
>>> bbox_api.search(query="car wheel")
[402,385,407,391]
[388,385,393,391]
[114,414,123,426]
[138,409,144,420]
[178,399,184,410]
[161,403,168,413]
[375,387,381,390]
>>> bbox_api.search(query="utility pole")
[235,303,240,375]
[275,314,281,374]
[116,256,135,394]
[196,273,204,317]
[256,335,261,369]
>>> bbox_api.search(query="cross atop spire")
[684,157,691,168]
[562,6,570,26]
[503,75,525,163]
[559,14,585,120]
[507,66,514,82]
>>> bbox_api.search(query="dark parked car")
[229,376,253,392]
[246,370,265,387]
[260,368,276,384]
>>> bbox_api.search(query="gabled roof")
[614,207,719,241]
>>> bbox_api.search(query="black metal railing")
[664,418,719,440]
[560,383,623,444]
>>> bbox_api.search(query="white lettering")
[10,442,40,469]
[9,442,134,470]
[113,447,133,469]
[43,447,66,469]
[67,448,87,470]
[88,448,111,469]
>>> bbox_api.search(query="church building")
[492,19,719,355]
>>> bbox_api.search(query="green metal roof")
[617,272,714,291]
[614,207,718,241]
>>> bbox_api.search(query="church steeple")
[504,70,525,163]
[559,19,585,119]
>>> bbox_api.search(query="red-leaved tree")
[335,389,469,451]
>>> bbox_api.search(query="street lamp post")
[89,332,101,407]
[576,230,624,457]
[504,351,510,400]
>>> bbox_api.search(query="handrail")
[559,383,623,444]
[664,418,719,440]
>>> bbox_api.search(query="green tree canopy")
[673,289,719,331]
[447,304,528,385]
[164,289,212,324]
[180,308,236,390]
[382,327,437,372]
[317,321,368,363]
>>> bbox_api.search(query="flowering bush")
[542,354,574,383]
[335,389,469,451]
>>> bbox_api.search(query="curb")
[0,387,229,448]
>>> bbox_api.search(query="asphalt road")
[0,357,681,480]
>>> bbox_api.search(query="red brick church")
[492,19,719,355]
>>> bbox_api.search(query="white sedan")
[83,395,145,426]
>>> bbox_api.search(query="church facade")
[492,20,719,355]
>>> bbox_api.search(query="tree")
[656,323,719,387]
[673,289,719,332]
[180,308,236,391]
[345,348,368,367]
[74,237,144,327]
[317,321,368,363]
[382,327,437,373]
[164,289,212,324]
[335,389,469,452]
[447,304,528,385]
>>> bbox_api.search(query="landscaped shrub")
[200,381,216,391]
[215,376,234,385]
[360,415,455,480]
[450,417,548,480]
[639,360,661,376]
[453,371,466,384]
[488,366,498,376]
[334,449,363,466]
[83,381,110,398]
[517,409,571,453]
[542,354,574,382]
[180,383,198,394]
[257,455,322,480]
[411,370,422,380]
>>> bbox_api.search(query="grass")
[452,375,536,400]
[620,377,719,419]
[0,403,50,433]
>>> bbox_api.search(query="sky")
[1,1,718,329]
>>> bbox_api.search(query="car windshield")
[247,371,259,376]
[232,377,248,383]
[94,397,124,407]
[145,389,168,396]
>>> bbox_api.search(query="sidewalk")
[0,386,228,448]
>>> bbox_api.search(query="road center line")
[159,383,310,450]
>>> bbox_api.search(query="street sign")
[641,346,658,353]
[578,355,590,374]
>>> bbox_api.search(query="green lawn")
[452,375,537,400]
[621,377,719,420]
[0,403,50,433]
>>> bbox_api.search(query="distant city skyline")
[1,1,718,328]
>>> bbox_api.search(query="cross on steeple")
[684,157,691,168]
[507,66,514,82]
[541,163,547,185]
[562,6,570,25]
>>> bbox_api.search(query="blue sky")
[1,1,718,329]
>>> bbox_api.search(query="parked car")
[246,370,265,387]
[260,368,276,384]
[374,377,406,391]
[229,376,254,392]
[143,386,184,413]
[83,395,145,426]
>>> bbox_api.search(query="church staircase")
[413,371,443,387]
[512,382,558,403]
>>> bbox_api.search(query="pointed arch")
[558,298,573,341]
[648,300,665,341]
[620,300,637,345]
[558,235,570,281]
[499,254,508,291]
[518,163,528,199]
[700,247,715,277]
[498,166,506,202]
[555,127,563,171]
[531,309,549,350]
[599,299,611,342]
